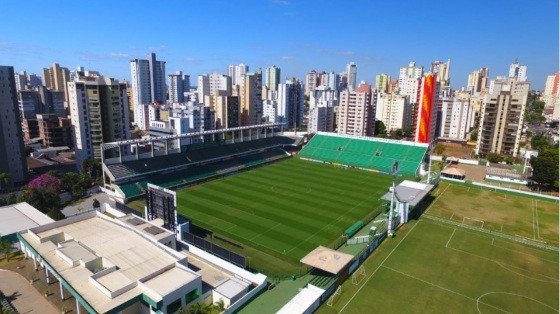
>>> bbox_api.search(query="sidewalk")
[0,269,58,314]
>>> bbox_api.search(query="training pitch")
[176,157,394,276]
[426,181,559,247]
[318,219,559,313]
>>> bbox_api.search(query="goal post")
[327,285,342,307]
[352,265,366,285]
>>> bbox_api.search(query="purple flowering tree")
[27,174,61,191]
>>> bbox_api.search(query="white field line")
[425,182,451,214]
[339,220,420,313]
[531,199,536,239]
[462,217,484,228]
[477,292,556,314]
[535,200,540,239]
[382,265,511,314]
[446,229,457,248]
[490,239,559,264]
[250,222,280,241]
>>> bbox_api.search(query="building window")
[185,288,200,304]
[167,298,182,314]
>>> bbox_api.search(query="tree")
[402,126,414,138]
[531,135,552,153]
[60,172,81,192]
[470,131,478,142]
[18,188,61,214]
[82,158,102,181]
[92,199,100,208]
[0,235,11,261]
[504,156,514,165]
[47,208,65,221]
[27,174,61,191]
[375,120,386,136]
[0,173,11,191]
[72,184,86,199]
[486,153,503,163]
[531,147,559,189]
[433,144,446,155]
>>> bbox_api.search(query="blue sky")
[0,0,557,89]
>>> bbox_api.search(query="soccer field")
[176,157,394,276]
[319,219,559,313]
[426,181,559,247]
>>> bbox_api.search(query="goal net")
[327,285,342,307]
[352,265,366,285]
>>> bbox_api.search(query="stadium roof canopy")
[300,246,354,274]
[381,180,434,207]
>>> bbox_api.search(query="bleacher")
[107,136,294,181]
[117,148,289,199]
[299,133,427,175]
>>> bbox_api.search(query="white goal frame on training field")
[327,285,342,306]
[462,216,484,228]
[352,265,366,285]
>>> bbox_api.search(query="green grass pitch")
[426,181,559,247]
[318,219,559,313]
[175,157,394,276]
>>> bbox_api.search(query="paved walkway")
[62,192,116,217]
[0,269,58,314]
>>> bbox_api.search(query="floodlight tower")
[388,160,398,237]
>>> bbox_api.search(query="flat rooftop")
[21,212,199,313]
[0,202,54,236]
[381,180,434,207]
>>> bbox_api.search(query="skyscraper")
[375,92,411,132]
[414,74,437,144]
[265,65,281,92]
[305,70,318,96]
[543,72,559,109]
[168,71,190,103]
[240,70,263,126]
[277,79,304,128]
[0,66,27,183]
[42,63,70,107]
[430,60,451,87]
[467,67,489,94]
[346,62,357,90]
[130,53,166,129]
[68,75,131,167]
[439,97,474,139]
[476,79,529,157]
[338,82,375,136]
[375,74,390,93]
[398,61,424,105]
[228,64,249,86]
[509,61,527,82]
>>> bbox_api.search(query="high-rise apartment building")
[323,71,338,90]
[430,60,451,87]
[398,61,424,105]
[509,61,527,82]
[228,64,249,86]
[18,90,42,119]
[305,70,319,96]
[130,53,166,129]
[475,81,528,157]
[212,95,240,129]
[36,113,73,148]
[439,97,474,140]
[467,67,489,94]
[337,82,375,136]
[308,106,335,134]
[346,62,357,90]
[42,63,70,107]
[68,75,131,167]
[543,72,559,109]
[168,71,190,103]
[414,74,437,144]
[265,65,281,92]
[375,93,411,132]
[0,66,27,183]
[198,72,231,103]
[240,70,263,126]
[375,74,390,93]
[277,79,304,128]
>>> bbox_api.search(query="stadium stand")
[299,133,427,175]
[110,136,294,199]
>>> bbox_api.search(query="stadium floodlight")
[388,160,398,237]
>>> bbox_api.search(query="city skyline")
[0,0,557,89]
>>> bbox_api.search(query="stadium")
[101,124,428,276]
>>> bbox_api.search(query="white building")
[263,100,278,123]
[227,64,248,86]
[430,60,451,87]
[308,106,335,133]
[467,67,489,94]
[68,75,130,167]
[130,53,166,115]
[277,80,304,127]
[337,83,375,136]
[169,71,190,103]
[398,61,423,104]
[543,72,559,110]
[509,61,527,82]
[198,72,231,103]
[265,65,281,92]
[439,97,473,140]
[375,93,411,132]
[346,62,357,90]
